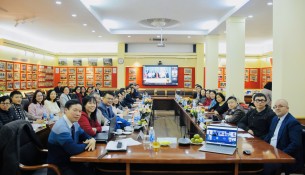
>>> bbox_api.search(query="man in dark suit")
[98,91,115,121]
[95,83,103,97]
[263,99,303,175]
[54,82,63,94]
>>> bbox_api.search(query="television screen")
[143,65,178,86]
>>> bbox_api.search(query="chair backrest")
[21,98,30,112]
[167,90,175,96]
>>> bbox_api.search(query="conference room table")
[70,97,294,175]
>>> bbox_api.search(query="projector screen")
[143,65,178,86]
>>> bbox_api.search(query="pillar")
[205,35,219,90]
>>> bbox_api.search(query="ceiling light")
[248,15,253,18]
[55,1,62,5]
[83,23,87,26]
[157,35,160,38]
[187,36,191,39]
[92,30,95,33]
[267,2,273,5]
[128,35,131,38]
[98,35,102,38]
[71,14,77,17]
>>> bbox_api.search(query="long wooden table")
[70,97,294,175]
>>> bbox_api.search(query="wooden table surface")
[70,97,295,175]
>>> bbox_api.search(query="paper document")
[31,124,45,131]
[119,138,142,146]
[238,128,245,132]
[102,126,109,132]
[106,141,127,151]
[238,133,254,138]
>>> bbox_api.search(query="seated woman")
[44,89,61,117]
[59,86,71,113]
[28,90,49,120]
[0,96,18,130]
[91,92,108,126]
[78,96,102,136]
[223,96,245,124]
[124,86,135,105]
[207,90,217,110]
[86,86,93,96]
[80,86,87,98]
[202,89,211,107]
[74,86,83,103]
[198,89,206,105]
[112,95,129,118]
[209,92,228,120]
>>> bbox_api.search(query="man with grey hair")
[263,99,303,174]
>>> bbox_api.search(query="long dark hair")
[32,90,45,105]
[264,82,272,91]
[82,96,97,121]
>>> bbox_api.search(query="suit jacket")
[54,86,63,93]
[264,113,303,173]
[59,93,71,112]
[95,89,103,97]
[98,102,115,121]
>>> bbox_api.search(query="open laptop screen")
[205,126,238,147]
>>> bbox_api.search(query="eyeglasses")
[273,105,287,109]
[254,99,266,103]
[0,103,11,105]
[106,98,113,101]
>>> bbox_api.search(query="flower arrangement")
[140,107,151,118]
[190,109,198,118]
[144,98,153,105]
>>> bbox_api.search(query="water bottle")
[49,113,54,121]
[192,100,197,108]
[42,112,47,121]
[149,127,155,143]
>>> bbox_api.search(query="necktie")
[71,125,75,140]
[67,94,71,100]
[107,107,112,118]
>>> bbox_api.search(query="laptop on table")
[95,116,116,142]
[199,125,238,155]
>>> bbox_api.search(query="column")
[117,43,125,88]
[273,0,305,118]
[205,35,219,90]
[195,43,204,87]
[226,17,246,101]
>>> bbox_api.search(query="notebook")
[95,116,116,142]
[199,125,238,155]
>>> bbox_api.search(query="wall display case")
[0,62,6,71]
[261,67,272,88]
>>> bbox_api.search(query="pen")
[97,150,108,159]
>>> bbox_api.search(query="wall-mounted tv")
[143,65,178,86]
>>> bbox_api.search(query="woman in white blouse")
[28,90,49,120]
[59,86,71,112]
[44,89,61,116]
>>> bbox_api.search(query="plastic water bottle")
[42,113,47,121]
[149,127,155,143]
[192,100,197,108]
[49,113,54,121]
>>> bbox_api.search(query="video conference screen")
[143,65,178,86]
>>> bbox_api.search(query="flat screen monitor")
[143,65,178,86]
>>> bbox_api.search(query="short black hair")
[253,93,267,101]
[264,82,272,91]
[103,91,114,97]
[96,83,101,86]
[0,96,11,103]
[58,82,61,84]
[10,90,22,98]
[65,99,81,109]
[46,89,56,102]
[227,96,237,102]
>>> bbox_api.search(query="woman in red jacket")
[78,96,102,136]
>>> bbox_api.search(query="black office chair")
[0,120,61,175]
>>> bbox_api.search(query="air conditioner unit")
[157,43,165,47]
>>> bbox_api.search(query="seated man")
[0,96,18,130]
[47,99,96,175]
[263,99,303,175]
[98,91,130,129]
[238,93,276,139]
[9,90,37,121]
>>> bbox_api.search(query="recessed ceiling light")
[83,23,87,26]
[267,2,273,5]
[55,1,62,5]
[92,30,95,33]
[98,35,102,38]
[248,15,253,18]
[71,14,77,17]
[187,36,191,39]
[128,35,131,38]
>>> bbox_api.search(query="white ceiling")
[0,0,273,53]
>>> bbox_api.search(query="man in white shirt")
[263,99,303,175]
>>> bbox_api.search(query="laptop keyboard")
[202,144,236,155]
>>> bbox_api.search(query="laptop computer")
[199,125,238,155]
[95,116,116,142]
